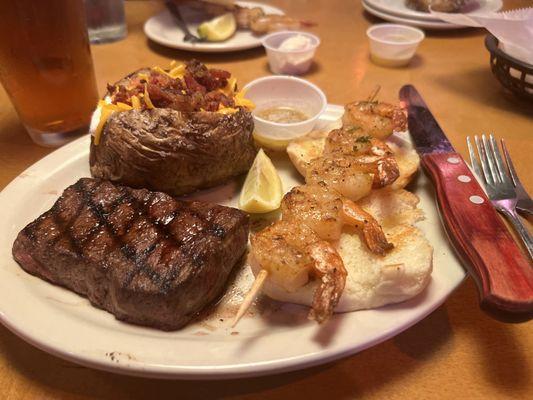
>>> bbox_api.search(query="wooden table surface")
[0,1,531,398]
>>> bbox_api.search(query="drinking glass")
[84,0,127,44]
[0,0,99,147]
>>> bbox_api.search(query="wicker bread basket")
[485,34,533,101]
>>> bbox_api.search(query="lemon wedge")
[197,13,236,42]
[239,149,283,213]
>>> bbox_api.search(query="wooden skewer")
[231,269,269,328]
[367,85,381,102]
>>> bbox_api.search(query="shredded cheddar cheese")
[94,61,255,145]
[131,95,142,109]
[93,101,135,145]
[217,103,239,114]
[115,102,133,111]
[152,63,185,80]
[94,108,112,145]
[220,77,237,96]
[143,84,155,109]
[138,72,150,81]
[234,89,255,110]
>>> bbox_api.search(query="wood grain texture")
[422,152,533,318]
[0,0,532,399]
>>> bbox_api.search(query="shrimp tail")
[341,199,393,255]
[375,157,400,188]
[307,241,347,323]
[392,107,407,132]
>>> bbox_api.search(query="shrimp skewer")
[232,221,347,326]
[324,128,400,188]
[341,198,393,255]
[306,155,374,201]
[302,125,401,200]
[307,241,346,323]
[249,15,315,34]
[233,184,392,326]
[281,184,393,255]
[342,92,407,139]
[231,269,268,327]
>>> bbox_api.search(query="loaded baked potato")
[89,60,257,196]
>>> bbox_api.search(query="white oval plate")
[144,1,283,53]
[363,0,462,29]
[364,0,502,22]
[0,105,466,379]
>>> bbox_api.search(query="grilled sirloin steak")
[12,178,249,330]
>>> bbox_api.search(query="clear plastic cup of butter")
[261,31,320,75]
[243,75,327,150]
[367,24,424,67]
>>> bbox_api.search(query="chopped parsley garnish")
[355,135,371,143]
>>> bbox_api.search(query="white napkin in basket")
[430,7,533,65]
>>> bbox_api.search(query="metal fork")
[165,1,204,43]
[467,134,533,259]
[501,139,533,216]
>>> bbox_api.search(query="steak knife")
[399,84,533,321]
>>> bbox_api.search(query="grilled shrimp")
[250,220,347,322]
[306,155,374,201]
[249,15,313,34]
[342,101,407,140]
[233,6,265,29]
[281,184,393,255]
[324,128,400,188]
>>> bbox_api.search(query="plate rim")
[143,1,284,53]
[0,105,467,379]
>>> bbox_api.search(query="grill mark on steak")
[71,180,166,288]
[58,182,105,255]
[76,189,131,246]
[67,180,228,292]
[22,181,103,257]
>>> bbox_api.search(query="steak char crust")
[12,178,249,330]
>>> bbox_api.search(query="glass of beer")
[0,0,99,147]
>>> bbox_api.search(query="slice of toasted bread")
[286,131,420,190]
[386,135,420,190]
[358,188,424,229]
[286,131,327,176]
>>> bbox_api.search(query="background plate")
[364,0,503,21]
[363,0,463,29]
[0,105,466,379]
[144,1,283,53]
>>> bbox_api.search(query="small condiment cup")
[261,31,320,75]
[366,24,424,67]
[243,75,327,146]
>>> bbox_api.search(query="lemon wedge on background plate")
[197,13,236,42]
[239,149,283,213]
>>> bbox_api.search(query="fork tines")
[468,134,533,259]
[467,134,514,188]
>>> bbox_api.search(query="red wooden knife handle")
[422,152,533,319]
